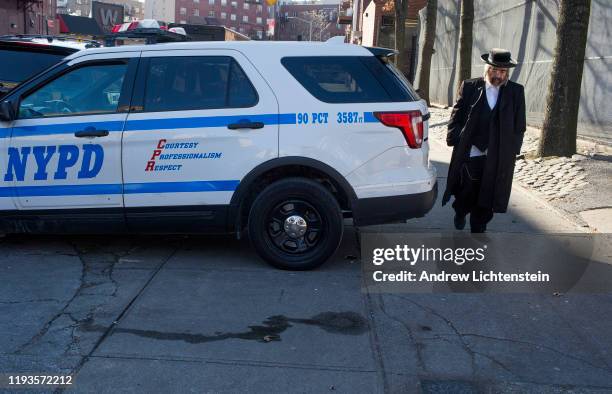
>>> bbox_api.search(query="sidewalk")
[427,107,612,233]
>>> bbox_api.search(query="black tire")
[248,177,343,270]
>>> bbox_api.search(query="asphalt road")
[1,131,611,393]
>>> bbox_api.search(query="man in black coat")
[442,48,527,233]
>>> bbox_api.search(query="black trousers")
[452,156,494,232]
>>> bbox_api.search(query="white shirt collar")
[485,79,499,91]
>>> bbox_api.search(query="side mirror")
[0,101,14,121]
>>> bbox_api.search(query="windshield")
[0,48,66,84]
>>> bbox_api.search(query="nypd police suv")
[0,41,437,270]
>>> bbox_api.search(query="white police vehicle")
[0,41,437,270]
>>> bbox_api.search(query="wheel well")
[236,165,353,230]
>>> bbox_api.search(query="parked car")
[0,35,98,97]
[0,40,437,270]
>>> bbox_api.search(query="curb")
[512,182,591,233]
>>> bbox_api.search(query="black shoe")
[470,224,487,233]
[454,214,466,230]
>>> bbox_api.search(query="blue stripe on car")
[1,113,299,138]
[0,180,240,197]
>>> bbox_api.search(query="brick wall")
[0,0,58,35]
[175,0,274,39]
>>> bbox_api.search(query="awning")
[57,14,104,36]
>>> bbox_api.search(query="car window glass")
[282,56,391,103]
[360,57,418,101]
[228,60,258,107]
[281,56,418,103]
[144,56,257,112]
[0,48,66,84]
[19,63,127,119]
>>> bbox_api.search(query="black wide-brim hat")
[481,48,517,68]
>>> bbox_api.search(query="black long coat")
[442,77,526,213]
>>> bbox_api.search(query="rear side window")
[281,56,418,103]
[144,56,258,112]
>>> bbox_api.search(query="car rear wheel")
[248,178,343,270]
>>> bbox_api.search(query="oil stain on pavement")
[83,311,368,344]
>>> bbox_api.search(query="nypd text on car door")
[0,52,139,223]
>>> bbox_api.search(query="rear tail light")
[374,110,424,149]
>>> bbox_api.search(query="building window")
[239,27,244,33]
[256,30,263,39]
[230,13,236,20]
[242,15,248,22]
[256,17,262,24]
[243,2,249,9]
[231,1,236,7]
[268,6,273,14]
[221,0,226,4]
[208,10,215,17]
[208,0,214,4]
[194,0,199,3]
[221,12,226,18]
[180,7,187,15]
[193,8,199,16]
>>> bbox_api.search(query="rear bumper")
[352,181,438,226]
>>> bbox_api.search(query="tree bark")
[456,0,474,91]
[538,0,591,157]
[416,0,437,105]
[394,0,410,75]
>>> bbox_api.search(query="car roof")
[0,35,98,52]
[65,40,373,60]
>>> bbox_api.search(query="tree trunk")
[538,0,591,157]
[416,0,437,105]
[394,0,410,75]
[456,0,474,91]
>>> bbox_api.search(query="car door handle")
[74,128,109,138]
[227,121,264,130]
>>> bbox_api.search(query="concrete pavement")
[1,127,611,393]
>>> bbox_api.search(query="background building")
[146,0,275,39]
[277,0,343,41]
[339,0,426,80]
[416,0,611,142]
[58,0,143,21]
[0,0,59,35]
[144,0,175,22]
